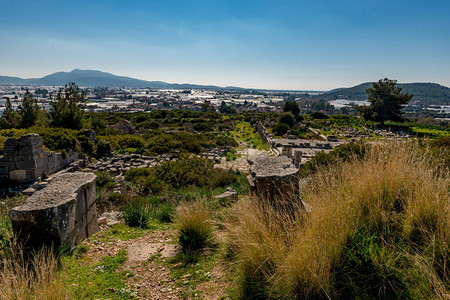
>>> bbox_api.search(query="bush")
[273,123,289,136]
[311,111,329,119]
[177,200,213,253]
[117,135,145,149]
[95,171,115,190]
[125,157,237,195]
[122,200,151,228]
[95,139,112,158]
[278,112,295,127]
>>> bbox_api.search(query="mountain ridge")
[0,69,243,90]
[0,70,449,105]
[317,82,450,105]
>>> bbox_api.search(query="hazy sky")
[1,0,449,90]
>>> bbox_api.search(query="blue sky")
[0,0,449,90]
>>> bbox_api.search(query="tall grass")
[177,199,214,254]
[0,242,72,300]
[228,142,450,299]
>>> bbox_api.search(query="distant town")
[0,84,448,124]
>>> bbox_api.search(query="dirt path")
[81,226,230,299]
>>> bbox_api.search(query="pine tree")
[0,98,20,129]
[18,89,40,128]
[50,82,86,129]
[357,78,413,125]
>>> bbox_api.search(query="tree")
[283,100,300,116]
[0,98,19,129]
[18,89,40,128]
[279,112,295,128]
[273,123,289,136]
[357,78,412,125]
[50,82,86,129]
[219,101,236,114]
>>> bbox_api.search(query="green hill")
[319,82,450,105]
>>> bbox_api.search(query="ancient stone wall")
[256,121,281,155]
[0,134,79,183]
[247,153,300,210]
[9,172,98,249]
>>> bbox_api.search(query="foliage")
[219,101,237,114]
[177,200,213,253]
[283,100,300,116]
[50,82,86,129]
[278,112,295,127]
[0,98,19,129]
[122,200,151,229]
[95,171,115,190]
[357,78,413,124]
[228,142,450,299]
[125,157,237,195]
[310,111,329,119]
[95,139,112,158]
[18,90,41,128]
[273,123,289,136]
[299,141,367,177]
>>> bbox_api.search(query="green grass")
[89,223,168,244]
[166,251,218,299]
[228,121,270,151]
[64,250,136,299]
[410,126,449,137]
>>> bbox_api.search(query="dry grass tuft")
[0,241,72,300]
[228,141,450,299]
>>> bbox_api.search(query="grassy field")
[227,120,270,151]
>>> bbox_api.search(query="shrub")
[278,112,295,127]
[273,123,289,136]
[95,139,112,158]
[117,135,145,149]
[122,200,151,228]
[125,157,237,195]
[95,171,115,190]
[311,111,329,119]
[177,200,213,253]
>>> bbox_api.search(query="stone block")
[9,169,27,181]
[10,172,97,249]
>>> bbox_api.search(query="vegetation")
[1,104,449,299]
[177,200,213,254]
[50,82,86,129]
[122,200,151,228]
[228,142,449,299]
[282,100,300,116]
[357,78,413,124]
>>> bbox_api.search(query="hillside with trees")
[318,82,450,105]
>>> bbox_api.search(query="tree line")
[0,82,86,130]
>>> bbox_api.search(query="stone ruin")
[9,172,98,249]
[0,134,79,183]
[247,153,301,211]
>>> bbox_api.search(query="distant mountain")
[0,69,243,90]
[320,82,450,105]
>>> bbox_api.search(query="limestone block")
[10,172,97,249]
[247,153,299,209]
[9,170,27,181]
